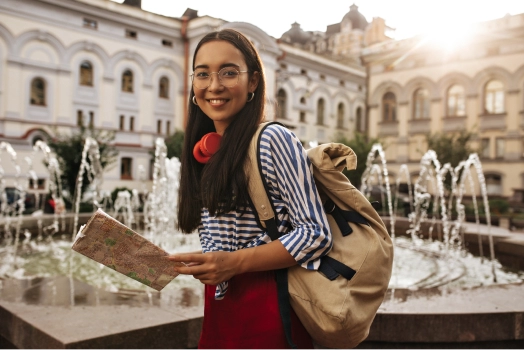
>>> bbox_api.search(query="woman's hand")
[167,251,240,285]
[168,240,297,285]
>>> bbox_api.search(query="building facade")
[0,0,368,198]
[362,14,524,198]
[1,0,521,202]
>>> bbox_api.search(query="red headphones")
[193,132,222,164]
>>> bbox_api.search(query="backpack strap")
[246,121,297,349]
[246,121,284,241]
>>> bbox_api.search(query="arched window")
[447,84,465,116]
[79,61,93,86]
[159,76,169,98]
[122,69,133,93]
[382,92,396,122]
[30,78,46,106]
[413,88,430,119]
[337,103,345,128]
[356,106,363,132]
[317,98,325,125]
[300,97,306,104]
[277,89,287,119]
[484,80,504,114]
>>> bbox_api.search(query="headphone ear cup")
[200,133,222,157]
[193,140,210,163]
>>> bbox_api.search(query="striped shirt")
[198,124,332,300]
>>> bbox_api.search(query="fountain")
[0,139,524,348]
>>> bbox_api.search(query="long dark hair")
[177,29,266,233]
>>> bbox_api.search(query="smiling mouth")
[208,99,228,106]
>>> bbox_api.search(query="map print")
[72,209,184,291]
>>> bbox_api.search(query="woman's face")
[192,40,259,135]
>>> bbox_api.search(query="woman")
[169,29,332,349]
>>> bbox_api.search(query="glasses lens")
[219,68,240,88]
[192,69,209,89]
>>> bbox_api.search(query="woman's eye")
[196,72,209,78]
[222,70,238,77]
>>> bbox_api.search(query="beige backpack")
[246,122,394,348]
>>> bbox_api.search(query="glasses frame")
[191,67,249,90]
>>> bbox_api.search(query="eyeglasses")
[191,67,248,89]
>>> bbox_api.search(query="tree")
[334,131,382,189]
[164,130,184,159]
[46,125,118,208]
[425,130,477,169]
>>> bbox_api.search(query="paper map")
[72,209,183,291]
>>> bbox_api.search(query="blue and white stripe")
[198,124,332,299]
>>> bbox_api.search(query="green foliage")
[46,125,118,208]
[111,187,132,204]
[164,130,185,159]
[426,130,477,168]
[334,131,382,189]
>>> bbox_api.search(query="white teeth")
[209,99,226,104]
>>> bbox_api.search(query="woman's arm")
[168,240,294,285]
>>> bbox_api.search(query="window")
[480,138,490,158]
[300,97,306,104]
[320,74,326,81]
[122,70,133,92]
[299,111,306,123]
[280,63,287,70]
[157,120,162,134]
[301,69,307,75]
[166,121,171,135]
[413,88,430,119]
[129,116,134,131]
[446,84,465,116]
[125,29,137,39]
[159,77,169,99]
[496,138,505,158]
[337,103,345,128]
[88,111,94,128]
[356,106,363,132]
[162,39,173,47]
[317,98,325,125]
[276,89,287,119]
[79,61,93,86]
[382,92,396,122]
[485,174,502,195]
[83,18,97,29]
[484,80,504,114]
[119,115,125,130]
[121,157,133,180]
[77,110,83,126]
[30,78,46,106]
[29,178,46,190]
[339,80,345,87]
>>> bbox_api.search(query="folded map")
[72,208,184,291]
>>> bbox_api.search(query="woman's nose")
[207,73,223,91]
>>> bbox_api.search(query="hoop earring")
[247,92,255,102]
[192,96,198,105]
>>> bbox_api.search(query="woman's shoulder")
[260,122,295,142]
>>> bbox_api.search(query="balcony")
[378,121,399,136]
[442,116,467,132]
[479,113,506,131]
[408,119,431,135]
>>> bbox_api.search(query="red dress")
[198,270,313,349]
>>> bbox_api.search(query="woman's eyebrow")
[193,63,241,70]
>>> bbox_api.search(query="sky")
[111,0,524,40]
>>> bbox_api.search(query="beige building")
[0,0,372,200]
[1,0,520,205]
[361,14,524,199]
